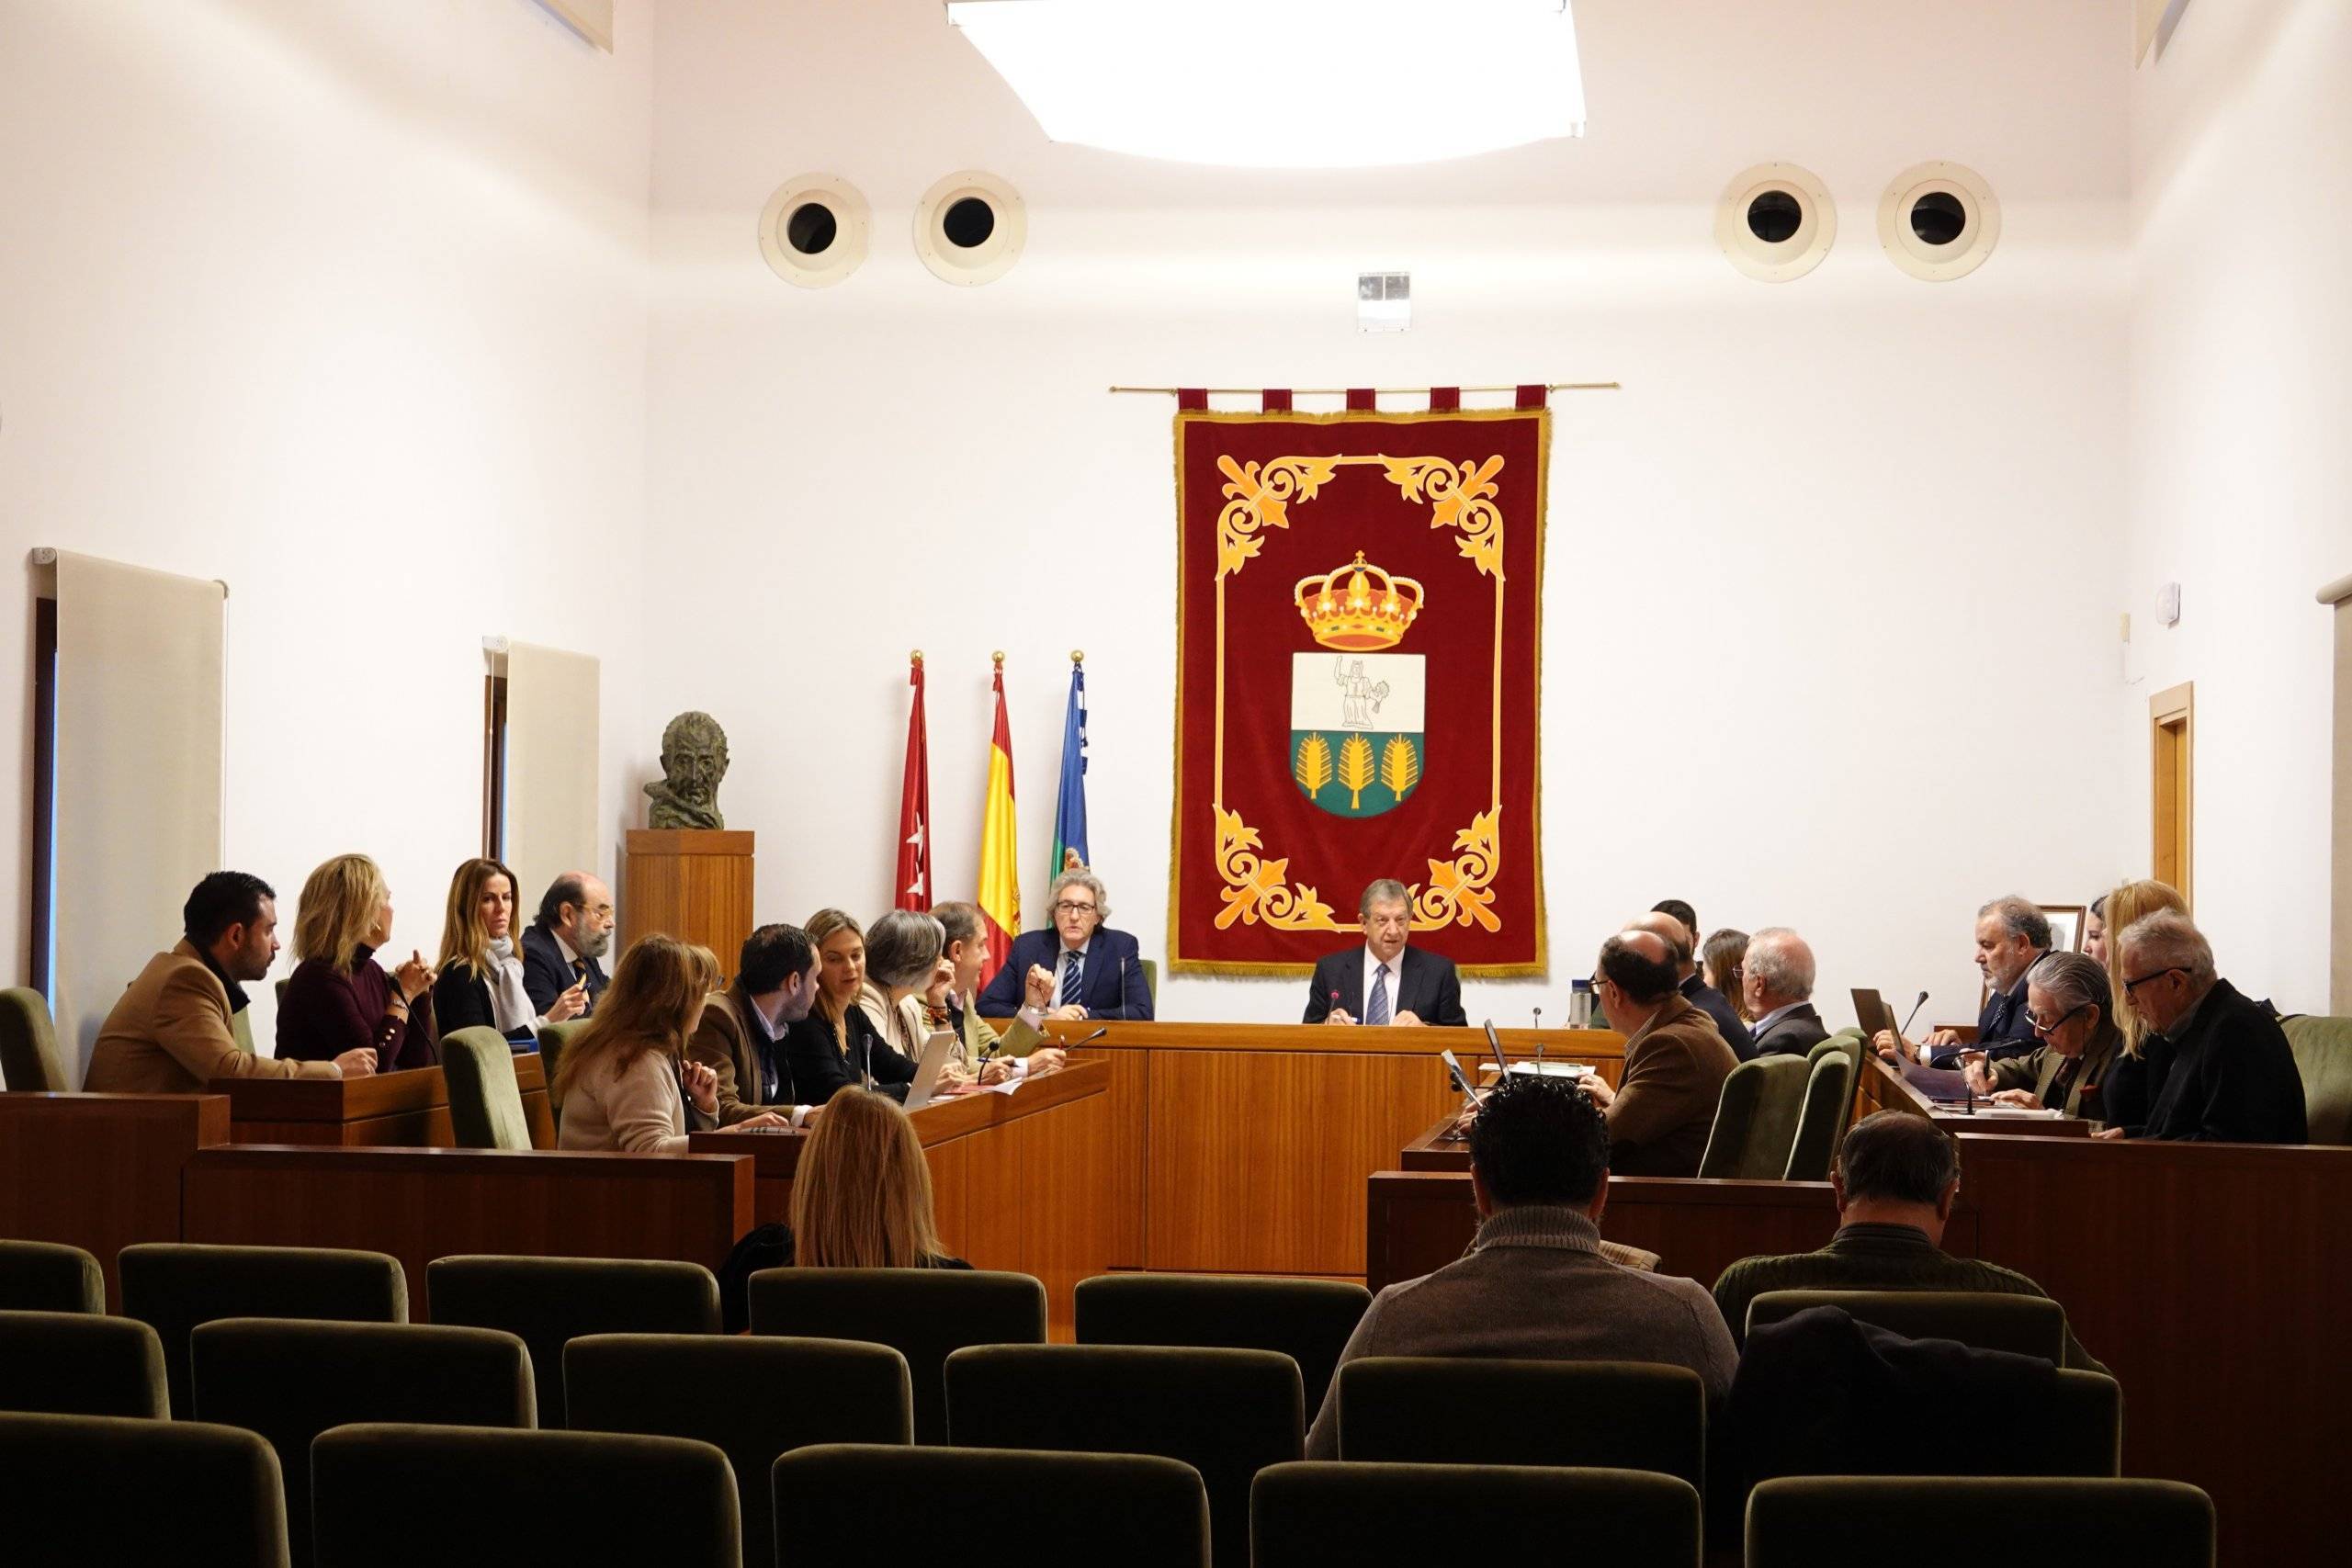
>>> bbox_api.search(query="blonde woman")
[2091,878,2188,1139]
[431,857,585,1047]
[277,853,437,1071]
[786,908,916,1105]
[556,935,762,1152]
[786,1087,969,1269]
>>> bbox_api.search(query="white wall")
[2125,0,2350,1012]
[0,0,652,1055]
[643,0,2138,1024]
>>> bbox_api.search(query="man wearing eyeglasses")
[2108,910,2304,1144]
[1873,895,2049,1069]
[974,865,1154,1021]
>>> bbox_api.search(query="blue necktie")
[1368,964,1392,1027]
[1058,950,1084,1008]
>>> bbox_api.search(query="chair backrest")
[0,986,68,1090]
[0,1310,169,1417]
[1810,1028,1867,1134]
[311,1422,738,1568]
[747,1266,1046,1443]
[568,1333,910,1568]
[1251,1461,1701,1568]
[1745,1476,2214,1568]
[119,1242,408,1421]
[1746,1290,2070,1362]
[0,1238,105,1314]
[947,1344,1300,1568]
[0,1410,289,1567]
[536,1021,582,1125]
[1698,1055,1813,1179]
[1074,1271,1370,1414]
[439,1027,533,1149]
[1783,1048,1857,1180]
[192,1319,536,1568]
[773,1442,1210,1568]
[1140,956,1159,1006]
[425,1255,718,1429]
[1334,1357,1705,1490]
[2282,1014,2352,1145]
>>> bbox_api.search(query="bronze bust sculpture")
[644,710,729,829]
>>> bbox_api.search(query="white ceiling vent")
[1715,164,1837,284]
[758,175,870,289]
[1878,162,2000,282]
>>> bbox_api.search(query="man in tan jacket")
[1577,928,1738,1176]
[689,923,814,1128]
[84,871,376,1093]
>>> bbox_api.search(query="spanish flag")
[976,653,1021,982]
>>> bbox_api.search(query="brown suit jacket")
[688,987,800,1125]
[1984,1029,2120,1119]
[83,942,337,1093]
[1608,993,1739,1177]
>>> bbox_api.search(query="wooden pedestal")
[622,829,754,978]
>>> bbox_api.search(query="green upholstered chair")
[192,1319,535,1568]
[568,1333,912,1568]
[748,1266,1046,1444]
[1745,1476,2214,1568]
[946,1344,1300,1568]
[439,1026,533,1150]
[232,1006,256,1054]
[1810,1027,1867,1134]
[1783,1047,1857,1179]
[312,1423,738,1568]
[0,1310,169,1418]
[0,1410,290,1567]
[773,1442,1210,1568]
[1333,1357,1706,1491]
[119,1243,408,1422]
[1074,1271,1370,1415]
[0,1238,105,1313]
[536,1021,582,1127]
[425,1255,718,1429]
[1697,1055,1813,1179]
[2282,1014,2352,1145]
[0,986,68,1090]
[1140,956,1159,1008]
[1746,1289,2070,1362]
[1251,1461,1701,1568]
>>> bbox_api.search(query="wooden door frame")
[2150,681,2194,910]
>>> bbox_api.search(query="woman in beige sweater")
[557,934,773,1151]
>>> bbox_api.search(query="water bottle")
[1568,978,1593,1030]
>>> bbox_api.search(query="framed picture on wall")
[2039,903,2087,953]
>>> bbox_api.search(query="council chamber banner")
[1169,395,1548,976]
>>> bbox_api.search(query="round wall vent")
[1715,163,1837,283]
[758,175,870,289]
[1877,161,2000,281]
[914,170,1027,287]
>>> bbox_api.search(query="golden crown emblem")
[1294,550,1424,650]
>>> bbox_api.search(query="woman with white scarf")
[434,857,586,1047]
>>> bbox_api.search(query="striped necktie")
[1058,949,1084,1009]
[1368,964,1393,1027]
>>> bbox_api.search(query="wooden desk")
[180,1144,752,1319]
[208,1055,556,1148]
[0,1092,232,1310]
[692,1060,1113,1336]
[1857,1052,2093,1137]
[1034,1020,1624,1280]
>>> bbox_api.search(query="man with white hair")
[2119,911,2306,1144]
[1743,928,1829,1056]
[974,865,1153,1021]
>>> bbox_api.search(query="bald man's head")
[1598,929,1680,1006]
[1628,911,1696,976]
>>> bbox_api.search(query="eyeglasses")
[2026,1002,2086,1035]
[1052,901,1099,917]
[2121,968,2183,995]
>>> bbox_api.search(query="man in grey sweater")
[1305,1074,1737,1459]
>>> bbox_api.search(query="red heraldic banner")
[1170,407,1548,976]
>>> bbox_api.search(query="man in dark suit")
[1577,930,1739,1176]
[1302,879,1468,1027]
[1743,927,1830,1056]
[522,870,613,1018]
[975,866,1152,1020]
[1874,895,2049,1068]
[1633,909,1751,1059]
[2120,911,2307,1143]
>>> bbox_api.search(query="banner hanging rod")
[1108,382,1620,395]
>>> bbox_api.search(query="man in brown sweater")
[1577,929,1739,1176]
[84,871,375,1093]
[1306,1073,1736,1458]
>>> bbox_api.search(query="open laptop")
[899,1030,959,1111]
[1484,1019,1588,1079]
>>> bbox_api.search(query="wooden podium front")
[623,829,754,975]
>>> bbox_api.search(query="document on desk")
[1899,1062,1973,1102]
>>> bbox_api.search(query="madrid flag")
[894,653,931,909]
[976,655,1021,981]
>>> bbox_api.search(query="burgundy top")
[276,946,438,1072]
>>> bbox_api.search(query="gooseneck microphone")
[1071,1026,1109,1049]
[1899,991,1929,1037]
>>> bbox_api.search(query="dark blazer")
[1927,966,2042,1068]
[1680,974,1753,1058]
[521,923,608,1018]
[2099,1033,2177,1137]
[2143,979,2307,1143]
[1749,1002,1830,1058]
[430,963,535,1048]
[786,1004,915,1106]
[1301,945,1468,1027]
[975,927,1152,1020]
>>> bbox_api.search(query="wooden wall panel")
[621,829,754,981]
[0,1093,230,1309]
[1072,1046,1149,1267]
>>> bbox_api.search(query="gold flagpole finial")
[910,649,922,664]
[991,649,1006,667]
[1070,649,1085,665]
